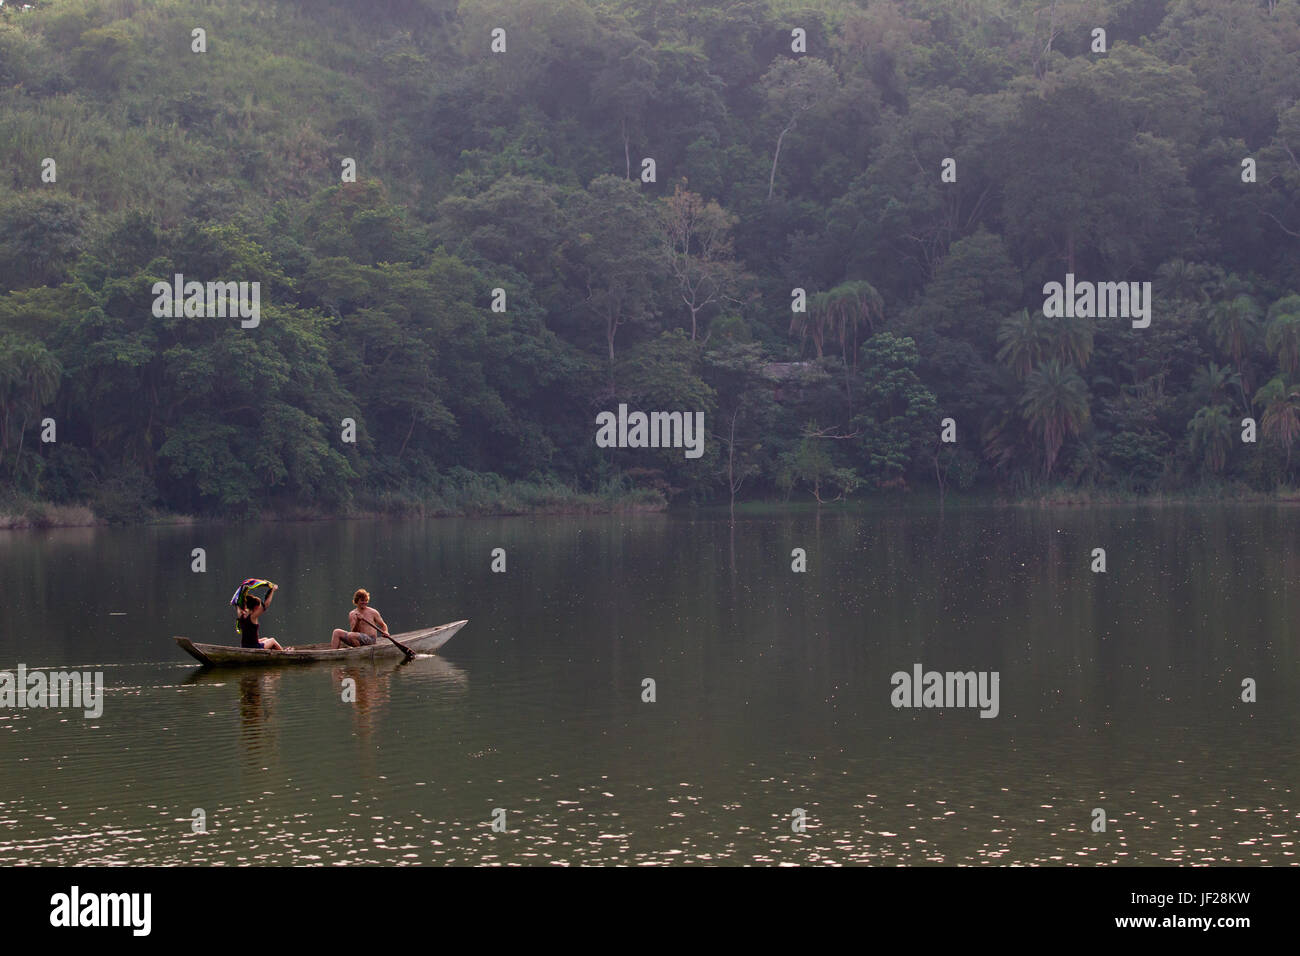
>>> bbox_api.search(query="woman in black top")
[236,585,288,650]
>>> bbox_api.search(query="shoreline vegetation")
[6,484,1300,530]
[0,477,669,529]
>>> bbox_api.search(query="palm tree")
[792,280,884,367]
[1191,361,1240,406]
[791,294,827,359]
[1209,294,1261,393]
[996,309,1050,380]
[0,335,62,478]
[1155,259,1215,306]
[1045,312,1094,368]
[1255,376,1300,472]
[820,280,883,370]
[1265,294,1300,375]
[1186,404,1233,474]
[1020,359,1090,478]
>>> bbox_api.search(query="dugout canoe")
[174,620,468,667]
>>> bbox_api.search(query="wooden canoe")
[175,620,467,667]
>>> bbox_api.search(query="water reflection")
[238,671,281,761]
[332,665,391,741]
[1,508,1296,864]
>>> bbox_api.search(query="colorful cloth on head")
[231,580,274,639]
[230,578,275,609]
[231,578,275,636]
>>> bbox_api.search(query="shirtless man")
[330,588,391,648]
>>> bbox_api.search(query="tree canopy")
[1,0,1298,517]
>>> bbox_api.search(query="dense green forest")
[1,0,1298,522]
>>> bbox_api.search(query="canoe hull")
[175,620,467,667]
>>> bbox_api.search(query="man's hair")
[353,588,370,605]
[243,595,262,610]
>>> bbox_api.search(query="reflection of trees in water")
[728,517,737,583]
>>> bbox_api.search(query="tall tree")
[760,57,838,201]
[1265,294,1300,376]
[1190,361,1241,409]
[854,332,940,488]
[0,334,61,479]
[560,175,666,394]
[591,29,659,180]
[818,280,884,371]
[656,184,745,341]
[1045,312,1095,369]
[996,309,1050,380]
[1020,359,1090,478]
[1209,293,1262,400]
[704,341,776,519]
[1255,376,1300,472]
[1187,404,1233,475]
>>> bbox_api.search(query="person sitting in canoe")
[236,585,289,651]
[330,588,391,648]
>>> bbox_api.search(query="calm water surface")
[0,505,1296,865]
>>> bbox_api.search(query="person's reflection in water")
[334,665,392,742]
[238,671,281,760]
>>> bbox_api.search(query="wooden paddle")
[378,628,416,662]
[355,608,414,662]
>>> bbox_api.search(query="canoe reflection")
[181,653,468,689]
[183,656,469,750]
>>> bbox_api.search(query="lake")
[0,505,1295,865]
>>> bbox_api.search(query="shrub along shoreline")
[7,482,1298,530]
[0,479,667,529]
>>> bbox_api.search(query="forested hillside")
[1,0,1298,521]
